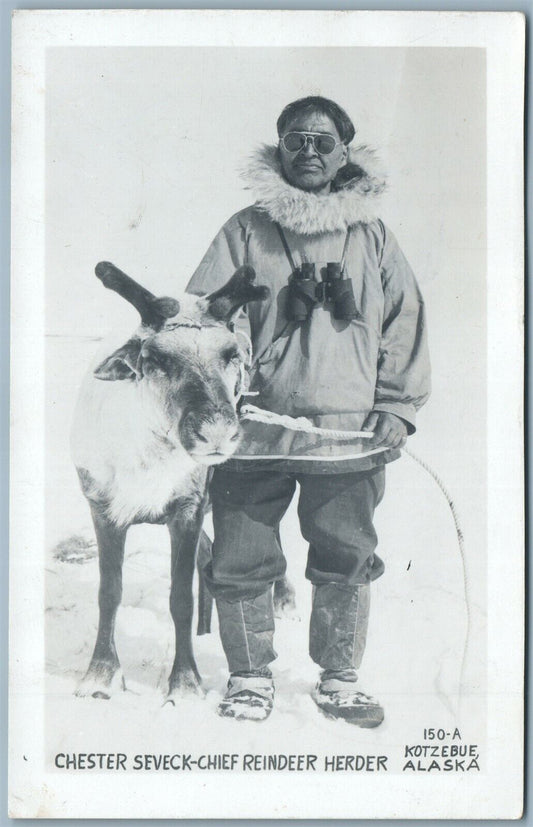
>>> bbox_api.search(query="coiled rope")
[400,446,470,691]
[239,401,470,691]
[240,403,374,441]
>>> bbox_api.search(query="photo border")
[2,4,521,823]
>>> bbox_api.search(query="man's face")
[279,111,348,194]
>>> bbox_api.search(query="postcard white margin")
[10,9,524,819]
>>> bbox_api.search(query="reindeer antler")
[95,262,180,329]
[207,265,270,322]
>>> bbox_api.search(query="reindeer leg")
[166,503,204,702]
[76,505,127,699]
[196,530,213,636]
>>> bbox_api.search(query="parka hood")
[242,144,387,236]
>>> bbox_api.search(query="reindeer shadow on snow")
[71,262,295,704]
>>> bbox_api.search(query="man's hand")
[362,411,408,449]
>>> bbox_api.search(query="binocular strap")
[274,222,298,272]
[274,222,352,275]
[340,225,353,274]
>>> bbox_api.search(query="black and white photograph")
[9,9,524,819]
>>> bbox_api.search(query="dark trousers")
[205,465,386,602]
[206,465,386,673]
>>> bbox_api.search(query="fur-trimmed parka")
[187,145,430,472]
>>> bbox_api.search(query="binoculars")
[288,262,358,322]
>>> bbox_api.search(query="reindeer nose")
[180,410,241,462]
[196,417,240,449]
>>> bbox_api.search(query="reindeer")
[71,261,272,704]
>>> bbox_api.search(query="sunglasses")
[280,131,342,156]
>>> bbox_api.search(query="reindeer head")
[92,262,269,465]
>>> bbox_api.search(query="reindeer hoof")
[75,665,125,699]
[165,671,204,704]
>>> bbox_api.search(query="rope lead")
[403,446,470,692]
[240,403,470,694]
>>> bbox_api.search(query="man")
[187,96,430,725]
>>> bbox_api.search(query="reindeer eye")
[142,359,159,376]
[222,346,240,366]
[142,349,168,375]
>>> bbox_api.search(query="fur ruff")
[242,144,387,235]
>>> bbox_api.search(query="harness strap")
[243,223,251,266]
[274,222,298,272]
[340,225,353,275]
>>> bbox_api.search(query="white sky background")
[46,47,485,332]
[46,44,487,581]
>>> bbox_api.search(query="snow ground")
[44,336,487,775]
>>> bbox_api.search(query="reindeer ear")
[93,338,143,381]
[207,265,270,324]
